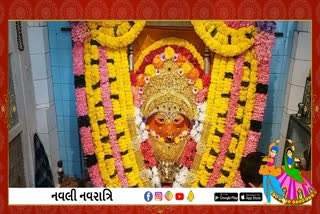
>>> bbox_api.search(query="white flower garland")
[172,166,189,187]
[134,107,161,187]
[134,107,149,142]
[150,166,161,187]
[190,101,207,144]
[173,102,207,187]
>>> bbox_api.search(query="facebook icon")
[144,191,153,202]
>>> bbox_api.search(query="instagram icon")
[154,192,163,201]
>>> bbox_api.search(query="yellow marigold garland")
[226,48,258,187]
[192,21,256,57]
[191,55,235,187]
[84,39,121,187]
[87,21,146,49]
[118,48,144,187]
[106,48,144,187]
[134,37,204,72]
[215,48,258,187]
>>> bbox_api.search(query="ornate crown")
[141,60,196,119]
[132,37,207,120]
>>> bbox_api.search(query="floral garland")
[189,21,276,187]
[256,21,277,34]
[224,21,255,29]
[232,27,276,187]
[140,139,161,187]
[84,38,120,187]
[72,21,146,187]
[190,101,207,144]
[174,99,206,187]
[119,48,145,187]
[215,48,259,187]
[192,21,256,57]
[106,48,144,187]
[172,166,189,188]
[134,107,149,142]
[206,54,244,187]
[243,31,276,156]
[98,46,129,187]
[134,106,160,187]
[191,55,235,187]
[72,21,276,188]
[134,37,205,74]
[87,21,146,49]
[72,22,104,187]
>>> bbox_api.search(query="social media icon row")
[144,191,193,202]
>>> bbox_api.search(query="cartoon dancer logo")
[259,140,285,204]
[274,139,317,205]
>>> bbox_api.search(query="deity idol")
[132,38,207,186]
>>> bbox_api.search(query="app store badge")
[240,193,262,201]
[214,193,238,201]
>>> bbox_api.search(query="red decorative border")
[1,0,319,213]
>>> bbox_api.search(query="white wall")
[278,21,311,166]
[27,21,60,186]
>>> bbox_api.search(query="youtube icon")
[175,193,184,200]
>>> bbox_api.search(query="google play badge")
[165,191,173,201]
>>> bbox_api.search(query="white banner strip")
[9,188,311,205]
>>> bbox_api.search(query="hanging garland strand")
[119,48,144,187]
[191,55,235,187]
[99,46,129,187]
[232,30,276,187]
[84,39,122,187]
[243,31,276,155]
[207,54,244,187]
[216,48,259,187]
[106,48,144,187]
[72,36,105,187]
[15,21,24,51]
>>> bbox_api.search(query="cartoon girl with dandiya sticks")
[273,139,317,205]
[259,140,285,204]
